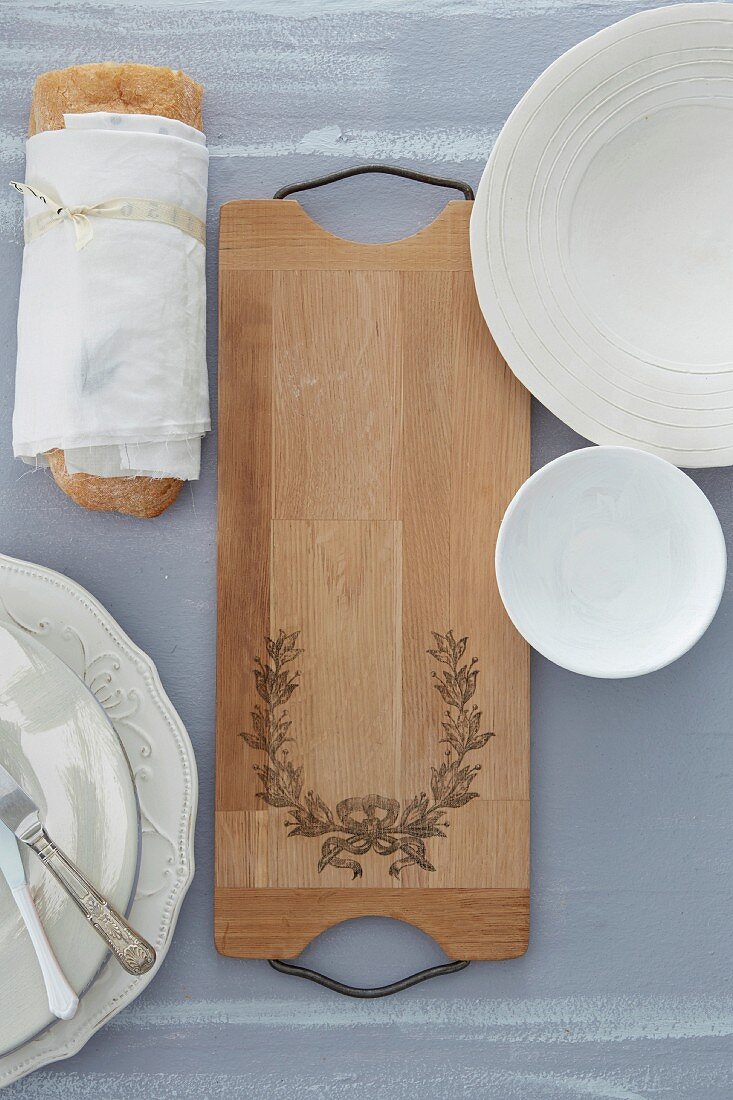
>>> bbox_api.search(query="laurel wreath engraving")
[240,630,493,878]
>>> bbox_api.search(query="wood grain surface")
[216,199,530,958]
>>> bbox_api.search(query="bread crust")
[28,63,203,518]
[46,449,184,518]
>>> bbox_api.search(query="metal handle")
[269,957,469,998]
[273,164,474,201]
[23,826,156,977]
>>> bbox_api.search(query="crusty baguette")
[29,63,203,135]
[46,449,185,519]
[28,63,204,518]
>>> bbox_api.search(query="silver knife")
[0,761,155,976]
[0,820,78,1019]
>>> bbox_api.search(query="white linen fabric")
[65,112,207,146]
[13,112,209,480]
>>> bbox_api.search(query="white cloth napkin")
[13,112,210,480]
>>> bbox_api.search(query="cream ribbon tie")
[10,181,206,250]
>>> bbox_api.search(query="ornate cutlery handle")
[21,825,156,976]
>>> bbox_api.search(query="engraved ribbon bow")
[317,796,410,878]
[10,181,206,251]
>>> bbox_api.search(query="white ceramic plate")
[0,621,138,1058]
[0,555,197,1088]
[495,447,726,677]
[471,3,733,467]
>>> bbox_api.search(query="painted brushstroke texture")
[11,0,630,16]
[208,124,500,161]
[104,993,733,1042]
[0,0,732,1097]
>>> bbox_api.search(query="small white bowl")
[495,446,726,678]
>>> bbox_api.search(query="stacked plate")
[0,555,197,1087]
[0,620,138,1055]
[471,3,733,468]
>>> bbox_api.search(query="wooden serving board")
[215,198,530,960]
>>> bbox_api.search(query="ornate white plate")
[0,554,197,1088]
[0,620,138,1057]
[471,3,733,467]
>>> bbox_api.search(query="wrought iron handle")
[269,957,469,998]
[21,825,156,976]
[273,164,474,201]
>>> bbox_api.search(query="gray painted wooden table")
[0,1,731,1096]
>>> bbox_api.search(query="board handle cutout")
[273,163,474,201]
[269,956,469,998]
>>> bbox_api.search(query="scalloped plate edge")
[0,553,197,1088]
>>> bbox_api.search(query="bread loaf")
[28,63,204,518]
